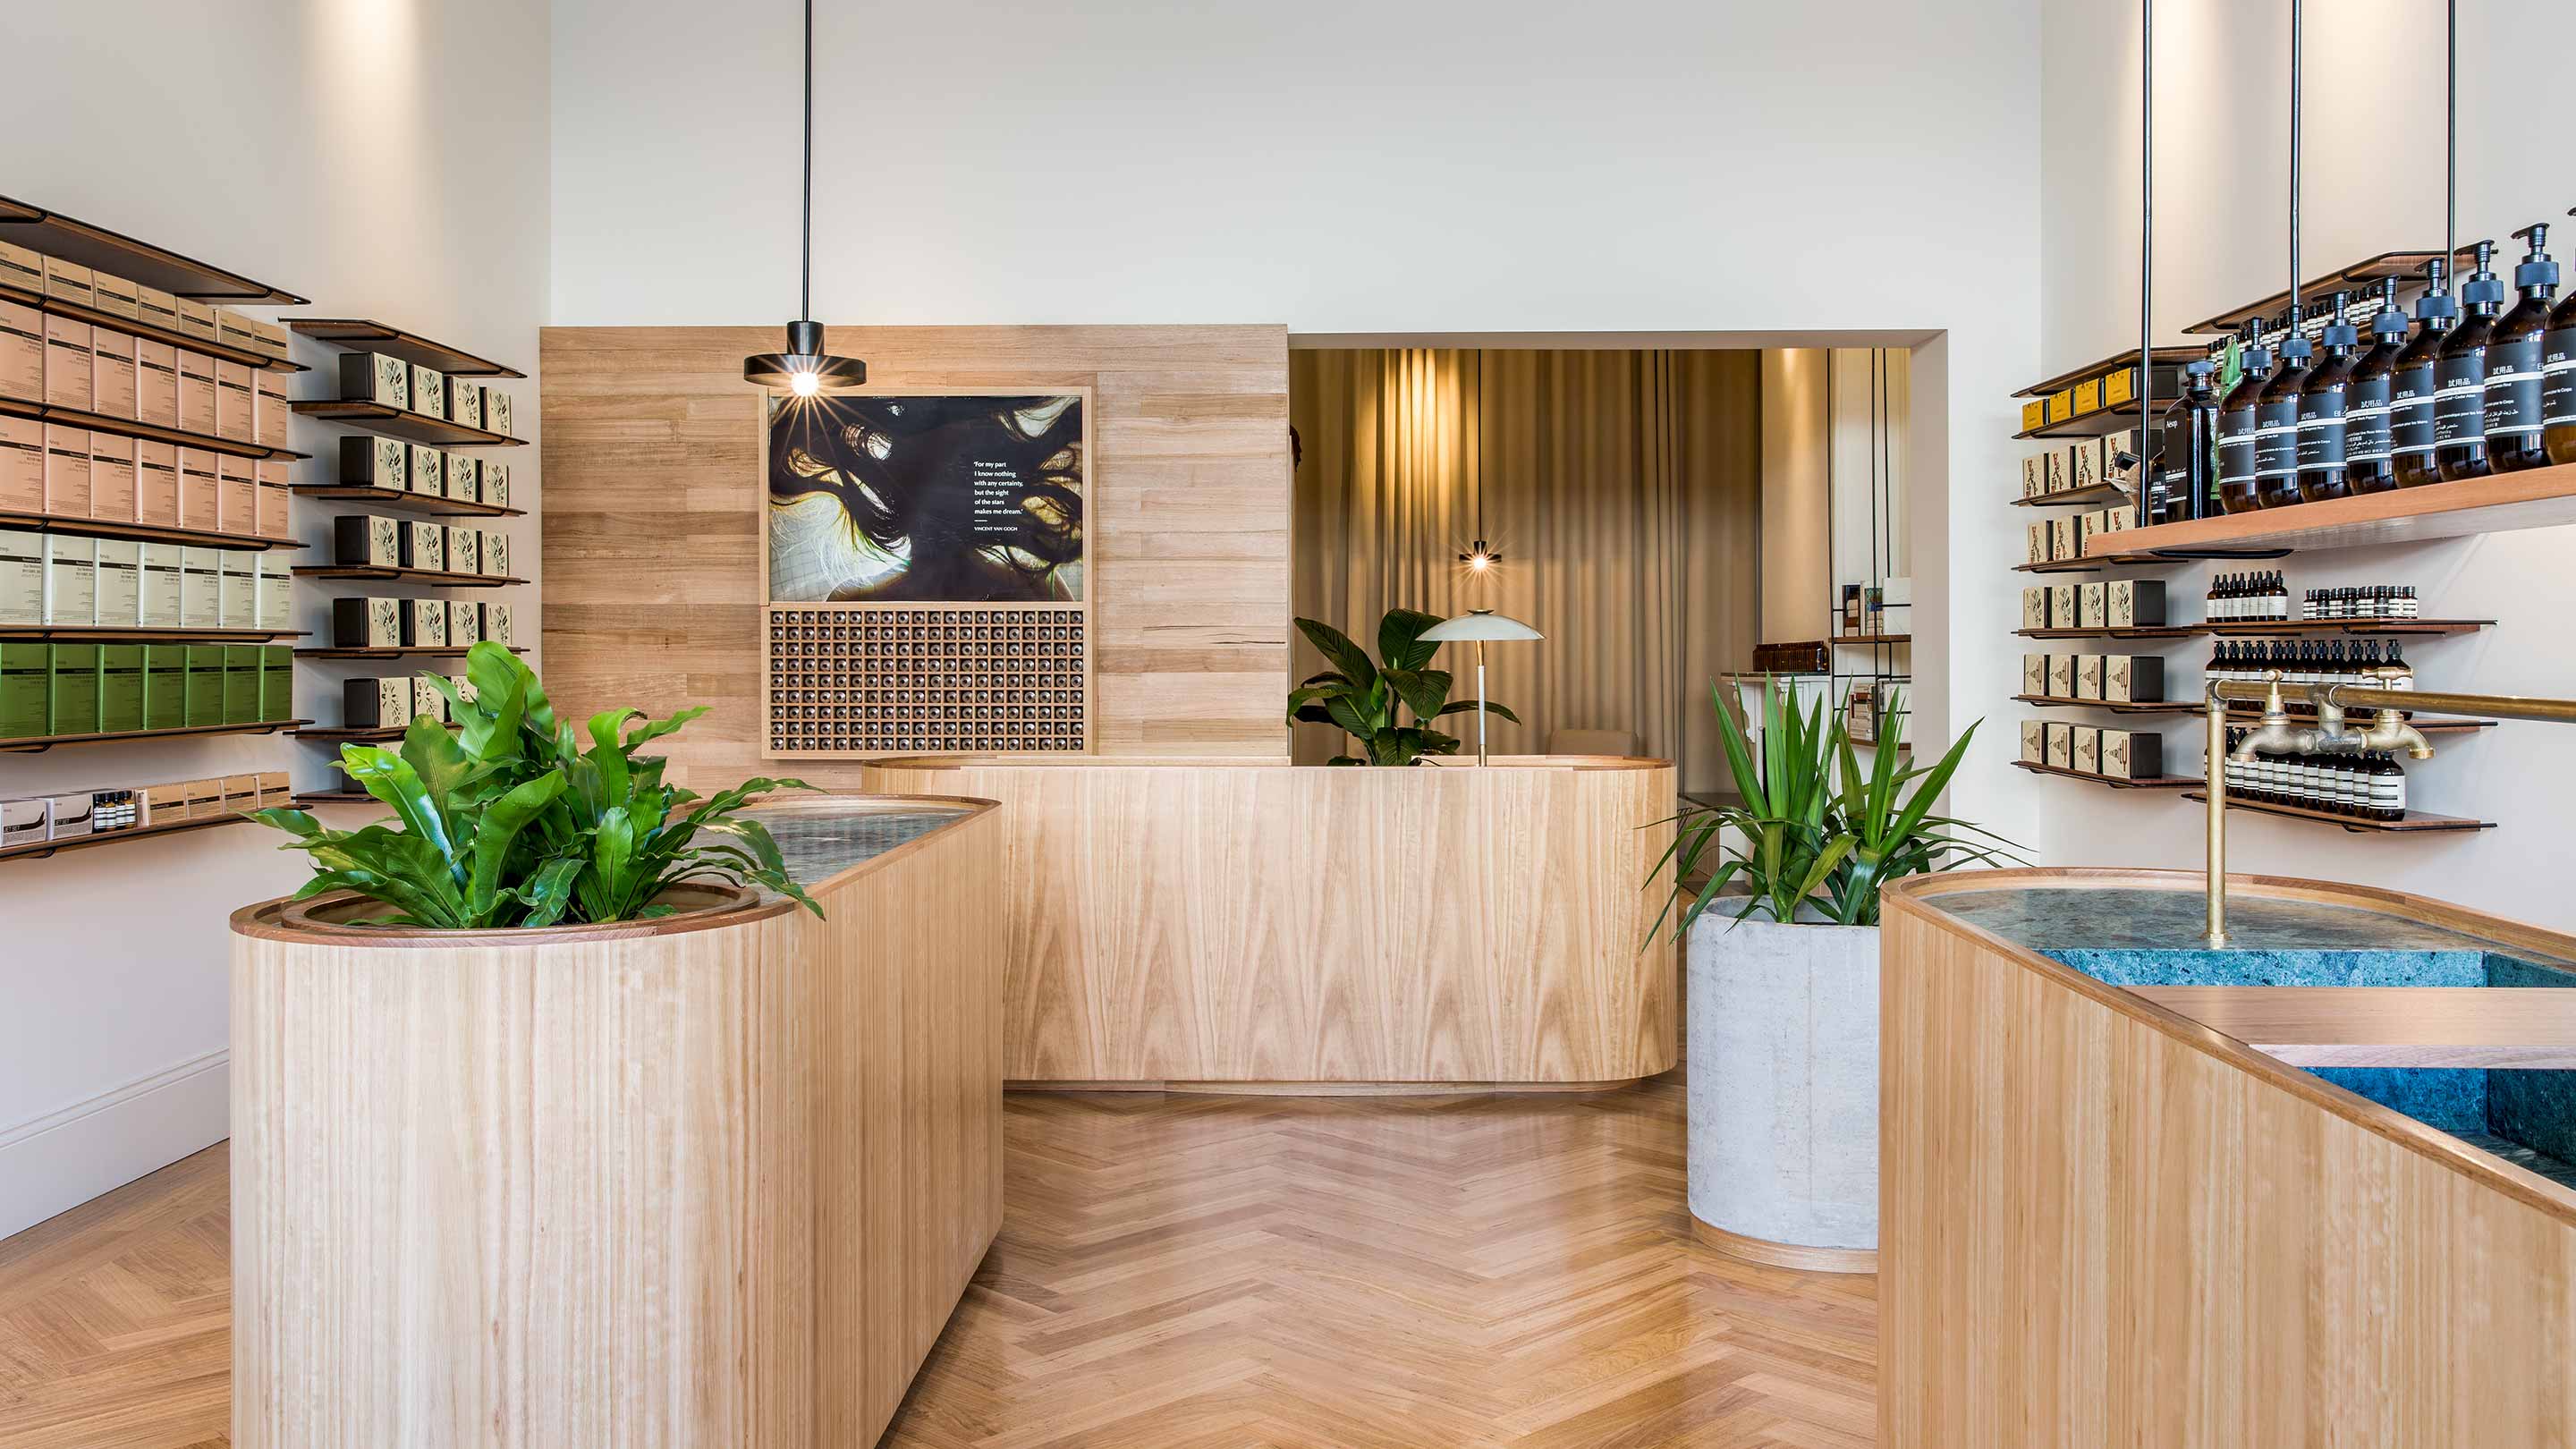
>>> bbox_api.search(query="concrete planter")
[1684,910,1879,1273]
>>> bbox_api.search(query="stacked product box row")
[0,771,292,849]
[0,530,290,627]
[333,514,511,576]
[336,352,514,436]
[0,425,291,535]
[2021,580,2169,631]
[338,437,510,508]
[2018,721,2165,780]
[2017,428,2144,497]
[330,597,515,650]
[2025,505,2140,564]
[2021,651,2167,704]
[343,673,472,730]
[0,242,291,432]
[0,642,293,739]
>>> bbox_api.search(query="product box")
[2071,436,2101,492]
[2077,511,2105,554]
[176,351,216,435]
[182,775,223,818]
[2071,724,2103,775]
[410,363,446,419]
[216,310,262,358]
[43,314,92,411]
[2019,718,2046,764]
[44,792,94,840]
[410,444,444,496]
[450,378,482,429]
[218,456,257,536]
[93,538,140,627]
[2100,729,2165,782]
[2021,587,2049,631]
[341,352,409,410]
[335,514,401,569]
[92,327,137,418]
[43,536,94,625]
[143,644,185,729]
[0,417,39,513]
[2024,521,2046,566]
[345,674,411,729]
[223,645,262,724]
[450,597,482,647]
[414,674,450,724]
[251,321,292,363]
[2049,516,2077,562]
[179,547,222,629]
[256,768,292,806]
[261,645,293,722]
[402,597,449,648]
[2043,447,2068,494]
[135,338,178,428]
[482,529,509,578]
[2046,387,2075,425]
[485,389,511,437]
[2078,581,2107,631]
[2105,655,2165,704]
[89,435,136,521]
[88,269,140,321]
[2046,654,2075,699]
[173,298,218,344]
[2046,583,2075,629]
[2072,377,2103,418]
[98,644,144,733]
[0,530,40,624]
[0,240,42,294]
[2045,722,2073,769]
[256,555,292,630]
[255,371,291,449]
[215,360,255,444]
[481,460,509,510]
[342,436,408,492]
[445,453,477,503]
[446,525,479,576]
[2101,427,2142,475]
[2075,654,2106,701]
[400,519,445,572]
[44,425,91,516]
[139,544,181,628]
[0,642,47,737]
[42,258,94,309]
[483,601,513,648]
[216,774,258,821]
[141,781,188,826]
[2019,454,2044,498]
[333,596,401,650]
[2021,652,2047,697]
[177,449,218,532]
[256,461,291,538]
[2106,580,2165,630]
[134,285,181,337]
[48,643,99,734]
[218,551,256,627]
[136,440,178,526]
[0,796,45,846]
[0,300,39,402]
[450,673,476,707]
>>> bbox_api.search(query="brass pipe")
[2205,689,2230,947]
[2209,678,2576,723]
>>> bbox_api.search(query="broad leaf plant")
[1286,608,1520,766]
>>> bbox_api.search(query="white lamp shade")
[1421,611,1543,643]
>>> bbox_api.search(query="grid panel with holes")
[763,604,1089,758]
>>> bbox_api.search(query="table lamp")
[1420,609,1542,766]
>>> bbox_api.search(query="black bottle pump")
[2486,222,2559,472]
[2254,305,2315,508]
[2345,276,2410,495]
[2298,289,2360,503]
[2393,258,2458,487]
[2436,239,2504,481]
[2216,318,2275,514]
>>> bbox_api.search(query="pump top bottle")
[2436,240,2505,481]
[2255,305,2315,508]
[2485,223,2559,473]
[2216,318,2275,514]
[2156,344,2224,523]
[2345,276,2410,495]
[2298,289,2360,503]
[2542,207,2576,466]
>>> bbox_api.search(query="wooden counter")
[228,798,1003,1449]
[860,756,1678,1089]
[1881,869,2576,1448]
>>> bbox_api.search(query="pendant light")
[1456,353,1497,571]
[742,0,866,395]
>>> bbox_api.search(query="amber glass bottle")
[2434,240,2504,482]
[2343,277,2408,495]
[2254,307,2314,508]
[2297,290,2360,502]
[2154,345,2223,522]
[2488,223,2560,472]
[2215,318,2274,514]
[2390,258,2456,488]
[2543,208,2576,466]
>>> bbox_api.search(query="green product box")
[185,645,225,727]
[260,644,294,722]
[144,645,187,731]
[223,644,262,725]
[48,644,100,737]
[98,645,144,733]
[0,642,49,740]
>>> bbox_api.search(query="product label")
[2544,326,2576,428]
[2295,386,2348,474]
[2484,333,2544,437]
[2216,404,2257,496]
[2433,350,2487,447]
[2391,360,2438,456]
[2345,372,2394,462]
[2253,396,2300,481]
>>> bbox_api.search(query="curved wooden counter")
[860,756,1678,1089]
[1882,868,2576,1448]
[228,797,1003,1449]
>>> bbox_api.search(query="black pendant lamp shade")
[744,0,865,395]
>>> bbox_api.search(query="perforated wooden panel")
[763,603,1089,758]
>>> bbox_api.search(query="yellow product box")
[2072,377,2103,415]
[2021,398,2046,432]
[2047,388,2075,423]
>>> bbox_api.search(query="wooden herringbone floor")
[0,1069,1877,1448]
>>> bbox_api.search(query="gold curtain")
[1289,348,1761,791]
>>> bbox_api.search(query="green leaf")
[1377,608,1445,674]
[1294,617,1378,691]
[466,773,568,922]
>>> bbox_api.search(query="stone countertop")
[1932,885,2572,962]
[740,801,974,902]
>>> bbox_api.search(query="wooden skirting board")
[1689,1216,1876,1276]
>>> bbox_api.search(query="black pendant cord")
[2445,0,2456,291]
[801,0,814,324]
[2138,0,2151,520]
[2288,0,2301,323]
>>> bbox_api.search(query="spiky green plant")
[1286,608,1520,766]
[250,641,822,928]
[1645,677,2018,936]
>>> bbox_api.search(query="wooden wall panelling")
[538,326,1292,789]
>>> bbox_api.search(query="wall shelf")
[291,789,377,808]
[2011,760,2202,789]
[2178,245,2477,336]
[2181,791,2495,834]
[0,279,301,374]
[289,401,525,448]
[287,319,523,378]
[0,626,305,643]
[0,717,310,754]
[2015,407,2145,441]
[2204,618,2494,638]
[2012,346,2204,401]
[290,565,524,589]
[294,645,525,660]
[0,193,306,305]
[2013,693,2199,716]
[0,396,307,463]
[1833,632,1911,646]
[288,485,524,519]
[0,509,301,554]
[2012,482,2135,508]
[0,812,260,864]
[2100,465,2576,558]
[2017,625,2206,640]
[2014,694,2500,733]
[2015,553,2168,574]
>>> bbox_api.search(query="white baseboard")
[0,1050,229,1241]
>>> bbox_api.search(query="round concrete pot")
[1684,909,1878,1273]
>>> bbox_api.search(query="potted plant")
[251,641,824,927]
[1287,607,1517,765]
[1648,677,2015,1270]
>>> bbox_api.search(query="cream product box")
[251,321,292,363]
[1,797,46,847]
[2050,516,2077,562]
[42,257,94,309]
[482,529,508,578]
[44,425,91,516]
[333,596,401,650]
[181,776,223,819]
[174,298,218,344]
[43,314,93,410]
[483,600,513,648]
[341,352,410,409]
[2019,719,2046,764]
[44,535,95,624]
[2106,580,2165,629]
[480,460,508,509]
[135,337,178,427]
[401,519,444,572]
[0,417,39,513]
[2071,436,2104,492]
[220,774,261,819]
[2077,511,2104,553]
[89,434,136,521]
[142,782,188,826]
[486,389,511,437]
[215,309,261,355]
[91,327,138,418]
[2026,521,2047,566]
[218,551,255,626]
[2072,724,2103,775]
[414,674,450,724]
[410,363,446,419]
[2021,652,2047,696]
[254,371,290,449]
[342,436,407,491]
[2046,582,2075,628]
[44,792,94,841]
[89,270,140,321]
[215,360,255,444]
[345,674,411,730]
[403,597,449,648]
[2075,654,2106,701]
[0,299,40,402]
[2043,448,2068,494]
[94,538,141,626]
[2101,730,2165,781]
[446,525,479,575]
[256,554,291,630]
[177,449,219,532]
[335,513,400,568]
[218,456,257,536]
[2020,454,2044,499]
[409,444,444,496]
[176,351,216,435]
[140,543,182,628]
[2105,655,2165,704]
[135,285,181,337]
[179,547,222,629]
[449,673,475,706]
[450,597,482,646]
[450,378,483,429]
[256,461,292,538]
[256,769,292,807]
[0,530,41,623]
[445,453,478,502]
[0,240,42,294]
[2078,581,2107,631]
[2045,722,2072,769]
[2046,654,2074,699]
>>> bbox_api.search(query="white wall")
[0,0,548,1236]
[2033,0,2576,928]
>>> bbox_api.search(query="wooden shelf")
[2013,694,2199,716]
[2012,481,2135,508]
[2016,625,2207,640]
[2013,694,2499,733]
[288,485,524,519]
[2015,405,2145,441]
[2204,618,2494,638]
[0,193,306,305]
[0,396,307,463]
[0,279,301,374]
[1832,633,1911,646]
[290,565,524,589]
[290,724,458,743]
[2181,791,2494,834]
[289,400,524,448]
[2100,465,2576,558]
[291,789,377,808]
[287,319,522,378]
[2011,760,2202,790]
[295,645,525,660]
[0,509,300,554]
[0,812,262,864]
[2012,346,2204,401]
[0,626,305,643]
[2014,552,2169,575]
[0,717,309,753]
[2179,245,2478,336]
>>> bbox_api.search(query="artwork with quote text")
[766,391,1087,603]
